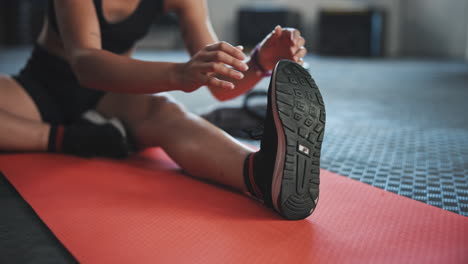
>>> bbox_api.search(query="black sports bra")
[48,0,164,54]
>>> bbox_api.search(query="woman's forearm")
[72,48,182,94]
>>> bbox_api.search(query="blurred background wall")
[399,0,468,59]
[207,0,468,59]
[1,0,468,60]
[208,0,401,57]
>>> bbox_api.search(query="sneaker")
[245,60,326,220]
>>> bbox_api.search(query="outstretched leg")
[96,60,325,220]
[96,93,253,192]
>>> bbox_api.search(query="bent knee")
[145,94,188,123]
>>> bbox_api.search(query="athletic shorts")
[12,44,105,125]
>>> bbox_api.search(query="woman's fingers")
[281,29,294,43]
[280,28,302,48]
[294,47,307,60]
[278,29,298,57]
[202,50,248,71]
[296,36,306,49]
[201,74,234,90]
[205,41,246,61]
[273,25,282,38]
[293,29,301,43]
[199,63,244,80]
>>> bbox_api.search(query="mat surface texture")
[0,150,467,264]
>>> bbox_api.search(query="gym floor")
[1,47,467,216]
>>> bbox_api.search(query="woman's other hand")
[256,25,307,71]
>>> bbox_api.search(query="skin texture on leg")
[0,75,50,152]
[96,93,253,192]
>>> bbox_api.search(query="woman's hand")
[256,25,307,71]
[174,41,249,93]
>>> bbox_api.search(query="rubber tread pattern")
[274,61,325,220]
[239,60,468,217]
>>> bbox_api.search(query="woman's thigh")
[0,74,41,121]
[95,92,184,128]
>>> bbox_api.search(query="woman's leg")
[0,75,50,151]
[97,60,325,220]
[96,93,253,192]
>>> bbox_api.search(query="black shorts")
[12,44,105,125]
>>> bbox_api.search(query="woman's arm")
[54,0,182,93]
[166,0,263,100]
[54,0,241,94]
[167,0,308,101]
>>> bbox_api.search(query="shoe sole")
[270,60,326,220]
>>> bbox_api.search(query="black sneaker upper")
[62,119,129,159]
[48,118,130,158]
[250,65,282,208]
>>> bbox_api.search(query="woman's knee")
[144,94,188,125]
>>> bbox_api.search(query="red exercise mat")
[1,149,467,264]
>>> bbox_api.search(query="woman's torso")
[16,0,165,123]
[38,0,164,58]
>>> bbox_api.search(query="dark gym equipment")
[237,4,301,48]
[318,9,385,57]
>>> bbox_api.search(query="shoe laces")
[243,91,268,120]
[243,124,264,140]
[242,91,268,140]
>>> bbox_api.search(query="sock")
[47,125,65,153]
[47,120,129,158]
[243,152,264,201]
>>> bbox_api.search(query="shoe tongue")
[245,125,264,140]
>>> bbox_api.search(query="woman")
[0,0,325,220]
